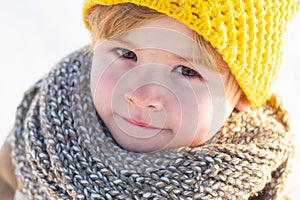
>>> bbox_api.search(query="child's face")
[91,16,240,152]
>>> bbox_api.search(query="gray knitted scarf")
[11,46,294,200]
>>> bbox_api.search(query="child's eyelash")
[114,48,202,80]
[174,65,203,80]
[115,48,137,62]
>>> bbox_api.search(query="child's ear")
[235,93,250,111]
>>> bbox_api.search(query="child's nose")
[124,84,164,111]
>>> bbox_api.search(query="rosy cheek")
[92,68,121,114]
[184,85,212,147]
[99,71,119,92]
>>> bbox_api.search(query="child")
[0,0,299,199]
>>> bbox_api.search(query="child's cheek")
[188,84,213,146]
[92,66,124,116]
[163,82,209,147]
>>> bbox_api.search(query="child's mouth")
[122,116,158,130]
[129,119,149,127]
[112,113,171,140]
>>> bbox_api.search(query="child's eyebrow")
[172,53,194,63]
[109,36,207,66]
[109,37,138,49]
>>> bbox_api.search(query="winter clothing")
[82,0,300,107]
[1,0,298,199]
[9,47,293,199]
[0,133,16,200]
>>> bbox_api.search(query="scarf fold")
[11,46,294,200]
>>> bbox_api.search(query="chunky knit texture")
[82,0,300,107]
[12,47,294,199]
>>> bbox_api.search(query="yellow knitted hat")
[82,0,300,107]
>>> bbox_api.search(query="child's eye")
[115,48,137,62]
[175,65,202,79]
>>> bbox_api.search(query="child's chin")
[117,139,168,153]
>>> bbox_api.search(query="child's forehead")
[138,16,193,36]
[108,16,195,48]
[112,28,195,53]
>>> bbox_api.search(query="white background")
[0,0,299,198]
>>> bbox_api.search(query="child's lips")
[130,119,149,127]
[122,116,160,129]
[114,114,171,139]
